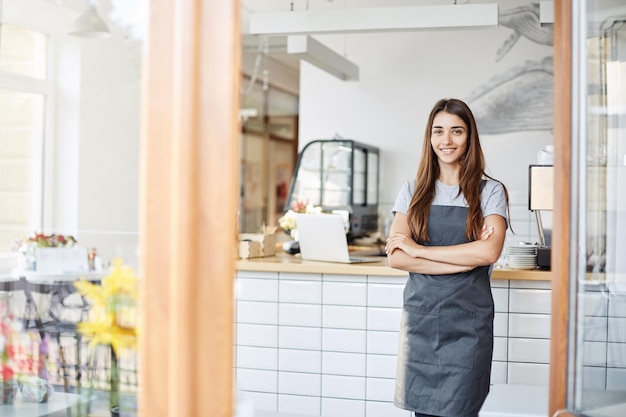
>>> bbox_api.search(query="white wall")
[78,38,140,265]
[298,0,553,246]
[51,34,140,266]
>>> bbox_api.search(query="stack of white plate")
[507,245,538,270]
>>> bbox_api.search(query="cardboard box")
[239,226,277,258]
[238,240,262,259]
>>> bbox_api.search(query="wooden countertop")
[236,252,552,281]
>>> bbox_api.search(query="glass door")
[570,1,626,415]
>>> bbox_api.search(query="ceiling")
[239,0,489,90]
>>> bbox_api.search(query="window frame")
[0,23,52,252]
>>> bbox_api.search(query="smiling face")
[430,110,468,167]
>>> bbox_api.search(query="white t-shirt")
[391,179,508,228]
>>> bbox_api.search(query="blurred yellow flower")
[74,258,138,355]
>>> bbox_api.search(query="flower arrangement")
[278,199,321,234]
[17,233,78,248]
[0,303,20,404]
[74,258,138,416]
[0,303,50,404]
[14,232,80,271]
[0,304,19,382]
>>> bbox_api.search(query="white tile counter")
[234,266,559,417]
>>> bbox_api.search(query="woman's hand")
[385,232,423,258]
[480,224,494,241]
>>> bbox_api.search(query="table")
[0,392,82,417]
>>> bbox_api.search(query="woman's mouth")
[439,147,456,155]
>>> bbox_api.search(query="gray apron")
[394,205,494,417]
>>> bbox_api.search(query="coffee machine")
[529,165,553,269]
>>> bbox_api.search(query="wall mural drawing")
[467,2,555,135]
[496,2,553,61]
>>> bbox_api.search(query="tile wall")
[491,279,552,386]
[234,271,626,417]
[580,282,626,392]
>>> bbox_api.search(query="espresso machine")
[529,165,553,269]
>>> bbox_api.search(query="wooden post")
[139,1,240,416]
[549,0,576,416]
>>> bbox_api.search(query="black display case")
[285,139,380,238]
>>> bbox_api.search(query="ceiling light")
[242,35,359,81]
[287,35,358,81]
[69,6,112,39]
[249,4,499,36]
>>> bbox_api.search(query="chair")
[21,280,92,393]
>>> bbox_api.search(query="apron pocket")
[404,305,476,369]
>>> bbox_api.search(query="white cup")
[537,145,554,165]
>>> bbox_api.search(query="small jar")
[537,145,554,165]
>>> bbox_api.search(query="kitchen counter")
[236,252,551,281]
[235,251,554,416]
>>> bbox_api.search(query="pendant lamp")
[69,3,111,39]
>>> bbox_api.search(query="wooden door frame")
[550,0,576,416]
[138,1,240,416]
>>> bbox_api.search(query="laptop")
[295,213,380,264]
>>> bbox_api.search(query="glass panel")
[268,116,297,140]
[270,139,295,224]
[367,152,379,204]
[240,77,299,232]
[353,148,366,205]
[268,86,299,117]
[240,76,265,134]
[0,24,47,79]
[290,141,323,206]
[0,88,44,250]
[572,1,626,415]
[321,141,351,207]
[240,134,266,232]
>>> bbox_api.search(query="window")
[0,23,47,78]
[0,23,48,251]
[239,75,299,233]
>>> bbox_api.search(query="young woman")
[385,98,510,417]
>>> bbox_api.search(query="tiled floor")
[479,384,548,416]
[255,412,319,417]
[241,385,549,417]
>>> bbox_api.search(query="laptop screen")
[295,214,352,263]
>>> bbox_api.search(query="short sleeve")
[391,180,414,216]
[481,180,508,229]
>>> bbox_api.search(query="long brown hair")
[407,98,509,242]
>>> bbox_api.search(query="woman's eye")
[432,129,442,135]
[453,129,463,135]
